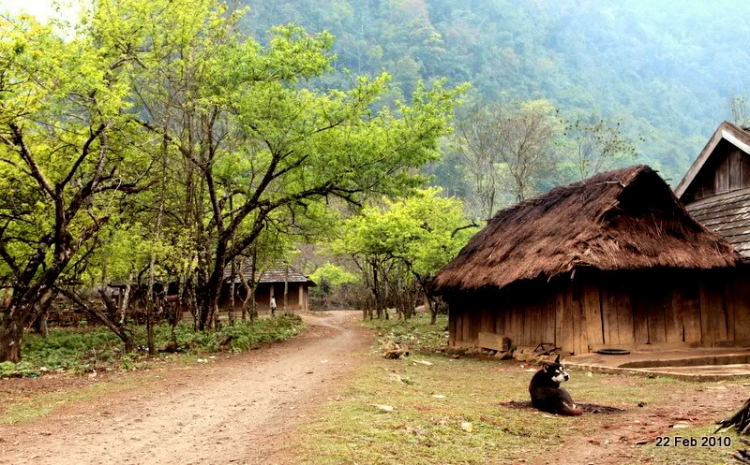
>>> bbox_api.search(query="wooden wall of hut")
[446,268,750,354]
[683,139,750,202]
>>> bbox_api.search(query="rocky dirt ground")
[0,311,371,465]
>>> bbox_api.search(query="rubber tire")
[595,348,631,355]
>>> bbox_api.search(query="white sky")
[0,0,83,23]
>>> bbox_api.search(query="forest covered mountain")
[241,0,750,189]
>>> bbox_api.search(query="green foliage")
[334,188,475,282]
[156,316,305,354]
[0,7,154,288]
[310,262,360,302]
[311,263,360,287]
[0,316,304,378]
[332,188,475,318]
[0,0,464,361]
[241,0,750,186]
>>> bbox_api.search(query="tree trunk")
[372,261,380,320]
[250,249,257,320]
[0,314,24,363]
[61,288,134,352]
[228,196,236,325]
[229,259,236,325]
[147,145,168,355]
[238,257,255,321]
[120,268,134,325]
[28,290,57,338]
[191,273,199,331]
[146,261,156,356]
[0,284,52,362]
[429,297,438,325]
[172,267,187,345]
[200,247,226,331]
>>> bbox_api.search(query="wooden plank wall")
[689,142,750,201]
[448,270,750,353]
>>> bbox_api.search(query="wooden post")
[735,270,750,340]
[283,264,289,315]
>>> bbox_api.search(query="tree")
[452,103,505,218]
[453,100,560,215]
[731,95,750,129]
[310,262,360,309]
[0,0,463,361]
[126,0,464,330]
[560,116,639,181]
[0,13,152,362]
[334,188,476,323]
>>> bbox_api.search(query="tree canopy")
[0,0,463,361]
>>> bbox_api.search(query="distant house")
[676,120,750,259]
[435,165,741,354]
[221,261,316,314]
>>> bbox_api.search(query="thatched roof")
[223,260,315,285]
[435,165,739,292]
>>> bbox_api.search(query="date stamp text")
[655,436,732,448]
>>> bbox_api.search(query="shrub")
[7,315,305,377]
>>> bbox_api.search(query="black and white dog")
[529,355,583,416]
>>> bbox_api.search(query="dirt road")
[0,311,370,465]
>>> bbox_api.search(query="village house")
[675,120,750,259]
[435,165,745,355]
[221,261,316,314]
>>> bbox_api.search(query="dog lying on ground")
[529,355,584,416]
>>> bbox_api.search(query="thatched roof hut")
[220,260,315,314]
[437,165,737,291]
[437,165,745,354]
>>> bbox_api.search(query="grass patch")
[298,355,672,464]
[364,313,449,352]
[297,353,742,465]
[1,315,305,378]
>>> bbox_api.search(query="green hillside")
[241,0,750,187]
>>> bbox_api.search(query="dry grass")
[295,353,733,465]
[294,315,744,465]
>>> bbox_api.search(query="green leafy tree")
[124,0,464,330]
[334,188,476,323]
[309,262,360,308]
[0,12,153,362]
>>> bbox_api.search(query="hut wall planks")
[446,269,748,354]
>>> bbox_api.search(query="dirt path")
[0,311,370,465]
